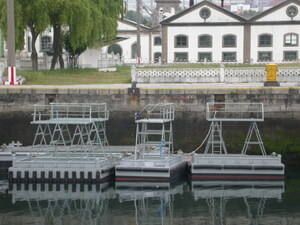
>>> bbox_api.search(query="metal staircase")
[134,103,175,159]
[204,121,227,155]
[204,102,265,155]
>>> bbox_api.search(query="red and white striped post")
[3,0,20,85]
[3,66,20,85]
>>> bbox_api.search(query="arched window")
[154,52,161,62]
[284,33,298,46]
[259,34,272,47]
[131,42,137,58]
[175,35,188,48]
[154,37,161,45]
[223,34,236,47]
[40,35,52,52]
[108,44,122,56]
[198,35,212,48]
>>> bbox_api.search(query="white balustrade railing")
[132,66,300,83]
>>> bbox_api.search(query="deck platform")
[116,154,187,182]
[190,102,285,181]
[116,103,187,183]
[190,154,284,180]
[8,152,118,183]
[8,102,117,183]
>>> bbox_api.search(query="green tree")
[48,0,123,70]
[124,10,152,27]
[18,0,50,70]
[0,0,26,51]
[46,0,68,70]
[0,0,50,70]
[64,33,87,68]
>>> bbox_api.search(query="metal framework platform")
[116,103,187,182]
[190,102,285,180]
[9,103,116,183]
[31,103,109,156]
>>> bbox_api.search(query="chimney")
[189,0,194,7]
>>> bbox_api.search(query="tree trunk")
[30,31,39,70]
[51,24,64,70]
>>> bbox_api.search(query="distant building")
[160,0,300,63]
[90,0,299,66]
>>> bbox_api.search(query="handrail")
[135,103,175,122]
[32,103,109,122]
[206,102,264,122]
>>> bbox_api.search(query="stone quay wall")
[0,86,300,120]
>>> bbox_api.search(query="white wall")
[172,6,241,23]
[250,24,300,62]
[257,4,300,22]
[167,26,245,63]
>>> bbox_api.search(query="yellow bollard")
[264,64,280,86]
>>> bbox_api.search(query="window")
[199,7,211,19]
[284,33,298,46]
[258,52,272,61]
[108,44,122,56]
[198,52,212,62]
[154,52,162,62]
[222,52,236,61]
[154,37,161,45]
[259,34,272,47]
[223,35,236,47]
[284,51,298,61]
[286,5,298,18]
[40,35,52,51]
[175,35,188,48]
[198,35,212,48]
[131,43,137,58]
[174,52,188,62]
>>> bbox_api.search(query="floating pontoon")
[115,103,187,182]
[190,102,285,180]
[9,103,117,183]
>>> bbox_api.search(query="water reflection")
[116,181,185,225]
[191,180,285,225]
[0,179,287,225]
[9,182,115,225]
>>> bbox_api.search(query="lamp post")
[136,0,141,64]
[221,0,224,7]
[4,0,19,85]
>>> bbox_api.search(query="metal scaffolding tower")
[134,103,175,159]
[204,102,265,155]
[31,103,109,157]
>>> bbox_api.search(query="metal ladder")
[204,121,227,155]
[241,121,266,155]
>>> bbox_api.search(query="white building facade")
[160,0,300,64]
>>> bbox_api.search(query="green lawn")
[17,67,131,85]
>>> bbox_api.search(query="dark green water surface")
[0,170,300,225]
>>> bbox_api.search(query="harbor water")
[0,170,300,225]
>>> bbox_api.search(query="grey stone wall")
[0,86,300,119]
